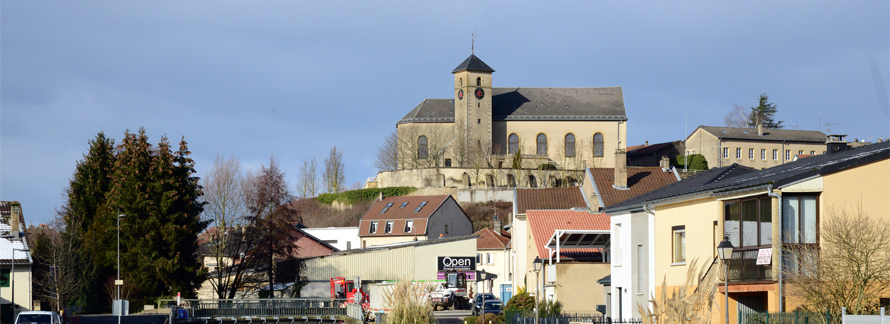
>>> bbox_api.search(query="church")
[374,54,628,189]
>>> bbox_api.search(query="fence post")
[841,307,846,323]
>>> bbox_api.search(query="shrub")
[463,316,477,324]
[505,292,535,313]
[316,187,417,205]
[537,299,563,317]
[536,163,557,170]
[637,258,717,324]
[476,313,505,324]
[674,154,708,170]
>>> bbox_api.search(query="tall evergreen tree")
[64,133,115,312]
[746,93,785,129]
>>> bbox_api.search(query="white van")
[14,311,62,324]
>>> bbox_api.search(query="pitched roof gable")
[359,195,453,237]
[588,167,679,208]
[452,54,495,73]
[527,210,609,259]
[515,187,587,214]
[475,228,510,250]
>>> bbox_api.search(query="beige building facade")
[377,54,627,190]
[685,126,827,169]
[625,142,890,323]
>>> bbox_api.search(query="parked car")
[472,293,497,315]
[479,300,504,316]
[15,311,62,324]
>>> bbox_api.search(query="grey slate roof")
[398,87,627,124]
[452,54,495,73]
[605,141,890,213]
[695,126,826,143]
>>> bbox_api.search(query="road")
[434,309,471,324]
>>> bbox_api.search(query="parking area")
[433,310,471,324]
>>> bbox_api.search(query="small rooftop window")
[414,201,428,213]
[380,202,393,214]
[400,202,409,208]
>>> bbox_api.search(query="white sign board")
[756,248,772,265]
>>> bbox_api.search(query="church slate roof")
[695,126,826,143]
[452,54,495,73]
[398,87,627,124]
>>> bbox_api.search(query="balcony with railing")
[720,249,773,283]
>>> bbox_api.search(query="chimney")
[378,192,384,201]
[826,134,849,154]
[757,123,764,136]
[644,140,648,146]
[493,215,501,233]
[660,156,670,170]
[613,149,628,190]
[10,205,21,237]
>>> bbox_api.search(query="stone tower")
[452,54,494,159]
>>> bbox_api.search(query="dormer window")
[404,220,414,233]
[369,221,378,234]
[476,77,481,86]
[384,221,393,233]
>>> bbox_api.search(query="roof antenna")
[471,30,476,55]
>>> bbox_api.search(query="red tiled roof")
[475,228,510,250]
[588,167,678,208]
[527,210,610,259]
[626,144,645,152]
[515,187,587,214]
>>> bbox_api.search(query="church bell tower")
[452,54,494,158]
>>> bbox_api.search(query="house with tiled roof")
[0,201,33,318]
[684,125,827,170]
[626,140,685,167]
[526,209,610,313]
[509,187,589,303]
[358,195,472,248]
[582,149,680,211]
[374,53,628,190]
[473,227,511,301]
[604,141,890,320]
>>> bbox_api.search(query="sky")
[2,1,888,226]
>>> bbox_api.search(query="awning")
[545,230,610,263]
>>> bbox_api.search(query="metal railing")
[725,250,773,282]
[739,310,833,324]
[508,312,640,324]
[157,298,348,319]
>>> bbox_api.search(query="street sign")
[756,248,772,265]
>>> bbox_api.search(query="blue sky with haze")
[2,1,888,225]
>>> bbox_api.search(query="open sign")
[438,256,475,271]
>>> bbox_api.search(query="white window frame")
[748,148,754,159]
[369,221,378,234]
[671,226,686,265]
[773,149,778,160]
[723,148,728,159]
[736,148,742,159]
[786,150,791,160]
[404,220,414,233]
[761,149,766,160]
[384,221,393,233]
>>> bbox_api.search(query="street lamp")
[12,248,30,319]
[717,236,734,324]
[116,214,126,323]
[532,257,542,324]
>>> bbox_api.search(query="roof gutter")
[766,184,783,312]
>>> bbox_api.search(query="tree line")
[30,129,351,313]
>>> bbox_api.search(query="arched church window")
[477,77,481,86]
[508,134,519,154]
[418,136,428,159]
[593,133,604,157]
[536,133,547,155]
[565,133,576,158]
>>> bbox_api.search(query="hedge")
[316,187,417,205]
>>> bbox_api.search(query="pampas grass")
[382,277,437,324]
[637,258,719,324]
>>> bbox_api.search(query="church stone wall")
[493,120,627,168]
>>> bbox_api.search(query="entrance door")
[500,284,512,302]
[738,294,767,323]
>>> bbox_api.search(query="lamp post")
[116,214,125,324]
[532,257,542,324]
[717,236,734,324]
[12,248,30,319]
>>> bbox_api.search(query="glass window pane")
[508,134,519,154]
[742,200,758,247]
[783,196,799,243]
[565,134,575,158]
[724,202,740,248]
[593,134,604,157]
[802,196,817,244]
[760,198,772,246]
[536,134,547,155]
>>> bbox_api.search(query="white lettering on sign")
[442,257,471,267]
[756,248,772,265]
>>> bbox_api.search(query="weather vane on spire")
[471,30,475,54]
